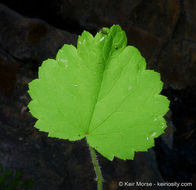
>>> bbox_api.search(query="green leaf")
[28,25,170,161]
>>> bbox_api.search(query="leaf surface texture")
[28,25,170,160]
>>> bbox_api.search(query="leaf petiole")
[88,142,104,190]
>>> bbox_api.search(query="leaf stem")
[88,144,103,190]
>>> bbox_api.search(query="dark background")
[0,0,195,190]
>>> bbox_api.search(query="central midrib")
[85,49,110,134]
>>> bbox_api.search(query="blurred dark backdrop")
[0,0,195,190]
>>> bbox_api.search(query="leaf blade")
[28,25,170,160]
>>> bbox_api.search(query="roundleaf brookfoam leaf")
[28,25,170,161]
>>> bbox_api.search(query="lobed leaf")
[28,25,170,160]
